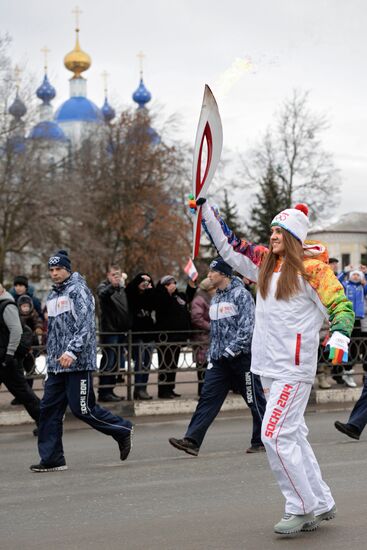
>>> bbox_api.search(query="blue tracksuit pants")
[348,374,367,434]
[185,353,266,447]
[38,371,132,465]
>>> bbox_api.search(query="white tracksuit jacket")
[201,201,354,383]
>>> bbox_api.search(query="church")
[7,10,158,164]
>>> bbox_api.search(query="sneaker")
[246,444,266,454]
[302,505,337,531]
[274,512,317,534]
[342,374,357,388]
[32,427,39,437]
[316,504,337,523]
[116,429,133,461]
[30,459,68,473]
[168,437,199,456]
[334,421,360,440]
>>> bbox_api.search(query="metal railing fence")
[1,332,367,399]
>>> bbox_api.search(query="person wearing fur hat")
[192,198,354,535]
[30,250,133,473]
[190,277,216,395]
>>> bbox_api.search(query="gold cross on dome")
[72,6,82,29]
[137,50,145,75]
[41,46,50,71]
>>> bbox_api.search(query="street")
[0,409,366,550]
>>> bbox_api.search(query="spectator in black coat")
[155,275,196,398]
[97,266,131,402]
[126,273,156,400]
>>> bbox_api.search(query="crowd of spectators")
[2,256,367,405]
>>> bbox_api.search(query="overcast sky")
[2,0,367,220]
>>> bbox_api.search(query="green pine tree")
[219,189,243,237]
[247,164,287,245]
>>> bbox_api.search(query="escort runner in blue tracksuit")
[169,257,266,456]
[30,250,133,472]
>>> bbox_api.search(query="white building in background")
[309,212,367,269]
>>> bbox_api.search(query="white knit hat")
[271,204,310,244]
[349,270,364,281]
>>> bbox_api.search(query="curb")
[0,387,362,426]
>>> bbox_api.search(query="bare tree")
[243,90,340,220]
[61,109,192,288]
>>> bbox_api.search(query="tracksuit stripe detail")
[275,382,306,514]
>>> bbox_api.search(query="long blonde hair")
[257,229,309,301]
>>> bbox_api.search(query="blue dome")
[101,97,115,122]
[36,74,56,105]
[9,94,27,119]
[55,97,103,123]
[29,121,68,142]
[132,78,152,108]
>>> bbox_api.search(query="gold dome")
[64,30,91,78]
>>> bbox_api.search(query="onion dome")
[64,29,91,78]
[132,78,152,108]
[55,96,103,123]
[36,73,56,105]
[29,121,68,141]
[101,97,115,122]
[8,93,27,120]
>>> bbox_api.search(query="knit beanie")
[14,275,28,287]
[209,257,233,277]
[349,270,364,282]
[160,275,176,286]
[271,204,310,244]
[48,250,72,272]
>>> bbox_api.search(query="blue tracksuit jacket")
[46,272,96,373]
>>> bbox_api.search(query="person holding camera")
[126,273,156,400]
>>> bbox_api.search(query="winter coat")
[201,200,355,384]
[125,273,156,341]
[338,276,367,319]
[190,289,211,364]
[209,277,255,360]
[97,279,131,333]
[155,283,195,342]
[46,272,96,373]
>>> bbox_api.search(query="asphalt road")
[0,409,366,550]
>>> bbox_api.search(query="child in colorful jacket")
[194,198,354,535]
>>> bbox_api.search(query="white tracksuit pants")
[261,377,335,515]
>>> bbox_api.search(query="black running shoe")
[334,421,360,440]
[30,459,68,473]
[168,437,199,456]
[116,429,133,461]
